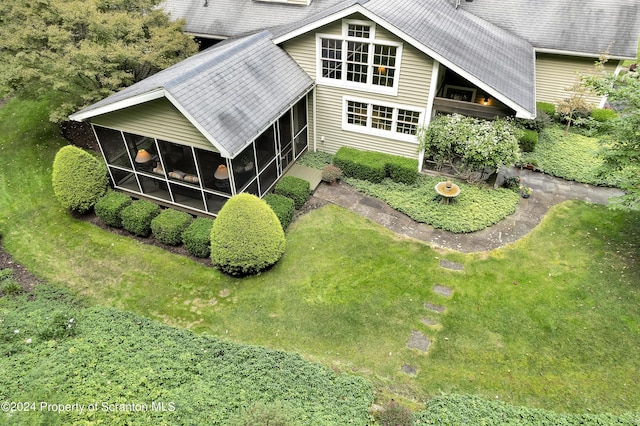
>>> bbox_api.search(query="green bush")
[264,193,295,230]
[385,156,418,185]
[296,150,333,169]
[333,147,386,183]
[211,193,286,276]
[273,176,310,209]
[536,101,556,116]
[518,129,539,152]
[151,208,192,246]
[182,217,214,258]
[94,191,131,228]
[590,108,618,122]
[120,200,161,237]
[51,145,108,213]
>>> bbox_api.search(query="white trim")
[315,31,403,96]
[534,47,633,61]
[162,90,233,158]
[186,32,228,41]
[342,96,423,144]
[342,18,376,40]
[276,4,535,118]
[419,59,440,172]
[68,89,165,122]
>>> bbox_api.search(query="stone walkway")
[312,167,624,253]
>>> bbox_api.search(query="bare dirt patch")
[0,241,41,294]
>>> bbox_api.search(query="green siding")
[91,98,218,153]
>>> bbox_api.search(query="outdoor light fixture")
[214,164,229,179]
[135,149,153,163]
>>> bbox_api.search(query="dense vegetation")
[0,285,373,425]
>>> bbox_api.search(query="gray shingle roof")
[453,0,640,59]
[162,0,350,38]
[71,31,314,158]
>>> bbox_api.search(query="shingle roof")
[71,31,314,158]
[161,0,350,38]
[453,0,640,59]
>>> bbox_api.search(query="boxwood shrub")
[590,107,618,122]
[182,217,214,258]
[333,147,418,184]
[211,193,285,276]
[518,129,539,153]
[264,193,295,230]
[94,191,131,228]
[51,145,108,213]
[536,101,556,116]
[151,208,192,246]
[274,176,310,209]
[120,200,161,237]
[333,147,386,183]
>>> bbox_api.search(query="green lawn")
[2,97,640,417]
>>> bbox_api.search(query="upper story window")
[318,20,402,94]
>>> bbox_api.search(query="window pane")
[294,128,308,159]
[397,109,421,135]
[279,110,292,163]
[231,144,257,193]
[124,133,157,173]
[347,24,370,39]
[94,126,131,169]
[170,183,205,211]
[292,97,307,136]
[139,175,172,202]
[196,149,230,195]
[321,38,342,79]
[110,167,138,192]
[157,141,197,182]
[258,159,279,197]
[373,44,396,87]
[372,105,393,131]
[347,101,368,126]
[346,41,368,83]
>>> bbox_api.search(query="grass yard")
[1,97,640,418]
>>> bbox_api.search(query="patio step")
[285,164,323,191]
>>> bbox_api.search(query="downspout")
[313,86,318,152]
[418,59,440,172]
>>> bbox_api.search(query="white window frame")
[316,19,403,96]
[342,96,423,143]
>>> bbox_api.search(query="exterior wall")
[535,53,618,106]
[91,98,218,153]
[282,15,434,159]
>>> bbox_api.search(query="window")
[318,20,401,93]
[344,99,422,141]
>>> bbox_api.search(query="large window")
[318,21,401,93]
[343,98,422,141]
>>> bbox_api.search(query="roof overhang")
[68,89,165,122]
[273,3,536,119]
[535,47,634,61]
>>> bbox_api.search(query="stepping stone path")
[401,364,418,376]
[439,259,464,271]
[407,330,430,352]
[433,284,453,298]
[420,317,438,326]
[424,302,446,313]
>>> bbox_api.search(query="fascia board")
[68,89,165,122]
[272,4,363,44]
[535,47,634,61]
[162,90,233,158]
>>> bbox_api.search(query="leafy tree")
[583,62,640,210]
[0,0,198,122]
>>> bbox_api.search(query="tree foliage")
[582,63,640,210]
[0,0,198,122]
[418,114,520,182]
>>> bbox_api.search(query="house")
[70,0,640,216]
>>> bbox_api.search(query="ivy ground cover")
[2,98,640,419]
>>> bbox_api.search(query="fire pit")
[435,180,460,204]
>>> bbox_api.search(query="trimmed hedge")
[94,191,131,228]
[518,129,539,153]
[333,147,386,183]
[333,147,418,184]
[590,108,618,122]
[211,193,286,276]
[274,176,310,209]
[182,217,214,258]
[536,101,556,116]
[151,208,192,246]
[264,193,295,230]
[51,145,108,213]
[120,200,161,237]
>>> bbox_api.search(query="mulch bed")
[0,242,41,293]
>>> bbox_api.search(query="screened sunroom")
[70,31,314,216]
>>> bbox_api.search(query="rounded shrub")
[182,217,214,258]
[95,191,132,228]
[151,208,192,245]
[52,145,108,213]
[590,107,618,122]
[120,200,161,237]
[211,193,285,276]
[264,193,295,230]
[536,101,556,116]
[273,176,311,209]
